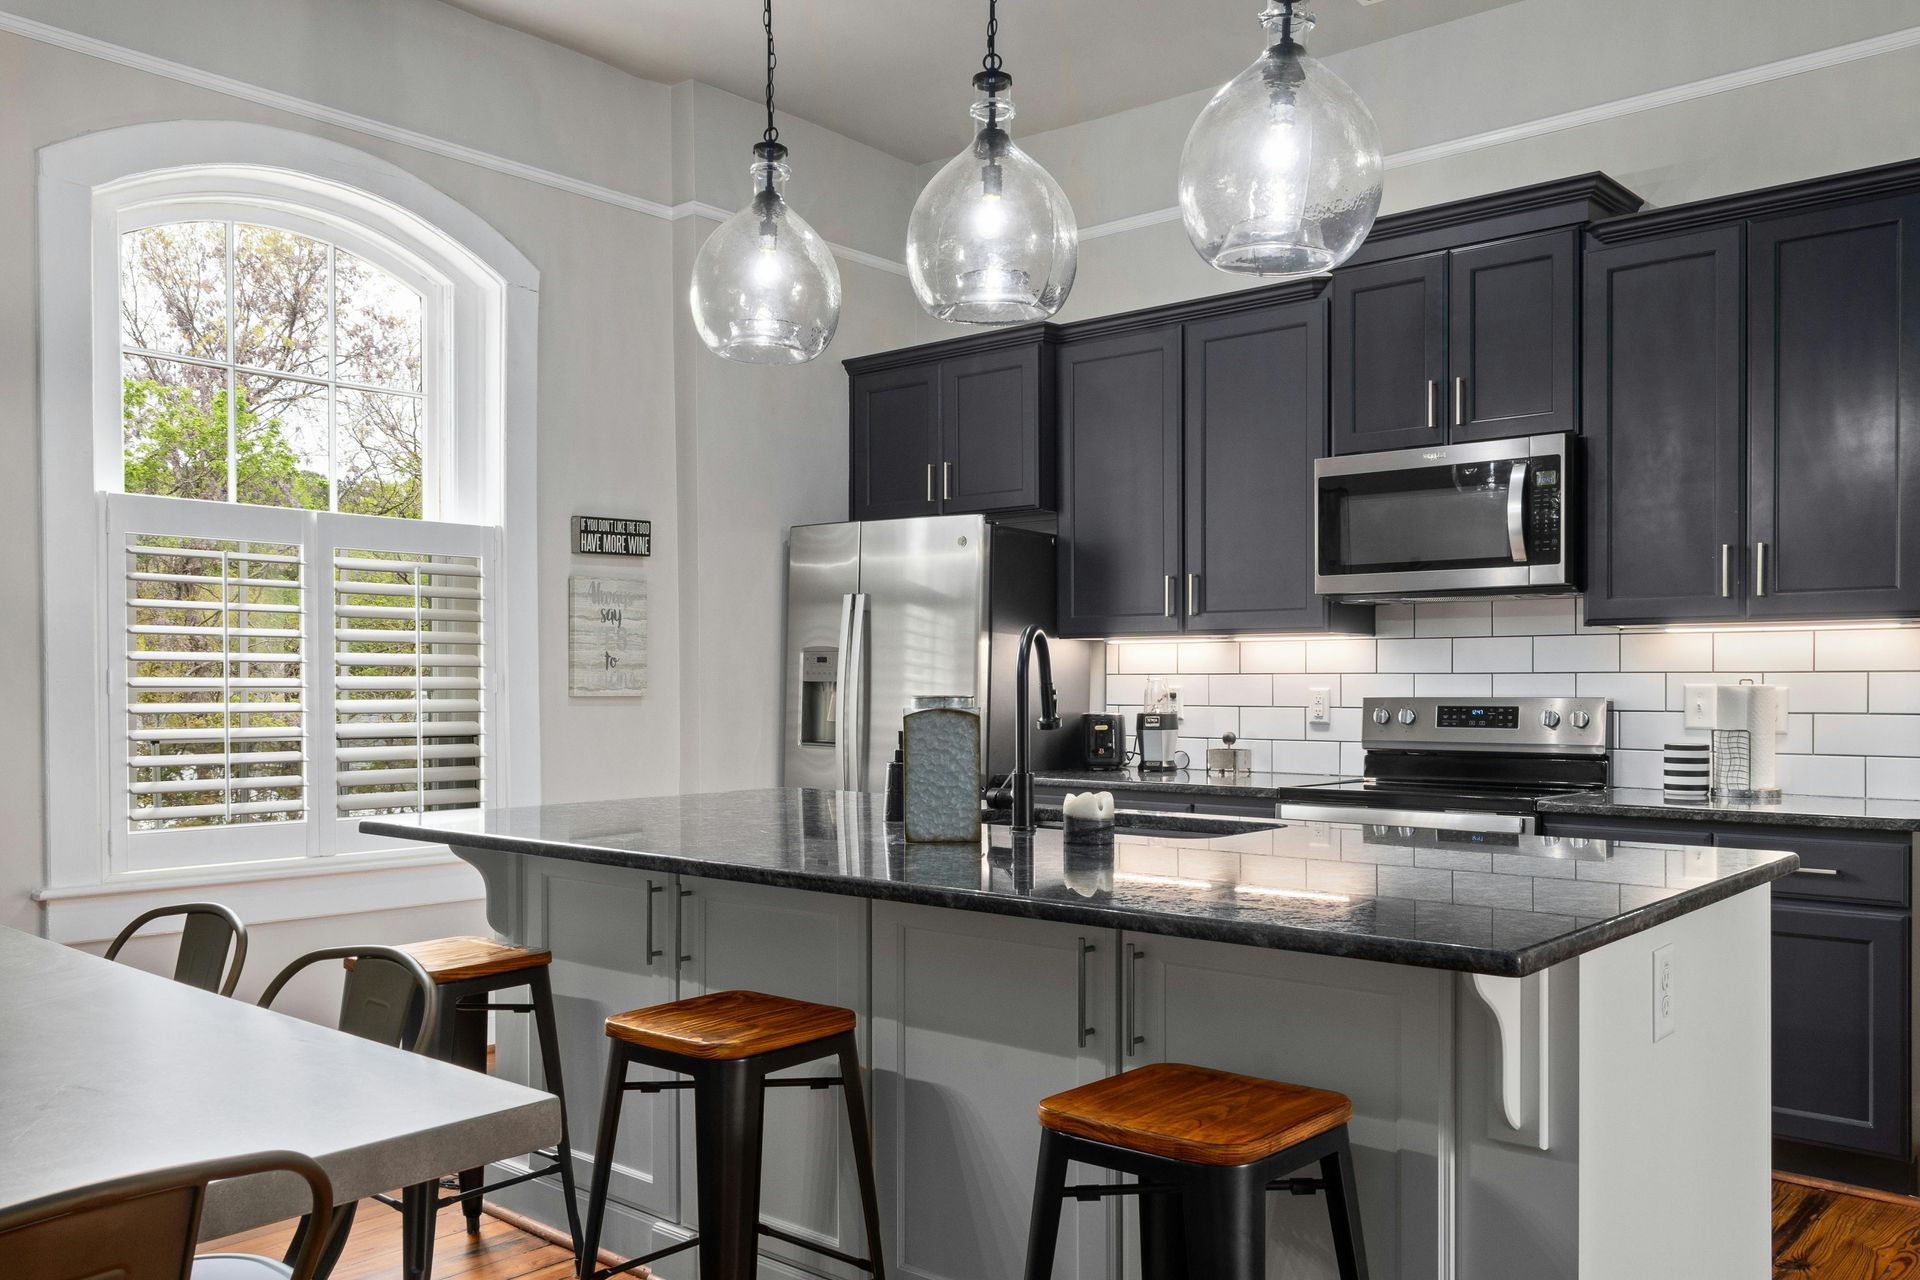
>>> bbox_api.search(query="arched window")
[39,124,539,892]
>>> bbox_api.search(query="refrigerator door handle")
[844,592,871,792]
[834,593,857,789]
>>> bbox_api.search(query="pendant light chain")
[762,0,779,145]
[982,0,1001,73]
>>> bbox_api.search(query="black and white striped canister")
[1664,741,1711,802]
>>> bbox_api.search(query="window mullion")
[224,220,237,504]
[310,513,334,858]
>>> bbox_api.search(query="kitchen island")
[367,789,1797,1280]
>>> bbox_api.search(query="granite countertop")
[1032,767,1350,801]
[1537,788,1920,833]
[364,788,1796,978]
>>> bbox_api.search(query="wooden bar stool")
[349,936,583,1280]
[1023,1063,1368,1280]
[577,989,886,1280]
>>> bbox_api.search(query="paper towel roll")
[1713,682,1751,731]
[1745,684,1784,793]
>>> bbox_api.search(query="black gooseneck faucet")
[1008,623,1061,833]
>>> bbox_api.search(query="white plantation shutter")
[333,547,486,820]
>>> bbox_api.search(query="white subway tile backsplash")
[1415,600,1493,637]
[1274,739,1344,774]
[1663,671,1760,710]
[1414,673,1494,698]
[1778,755,1866,797]
[1716,630,1814,672]
[1817,629,1920,671]
[1533,634,1620,672]
[1621,633,1714,672]
[1816,715,1920,757]
[1180,705,1240,739]
[1372,605,1416,639]
[1105,644,1120,673]
[1242,706,1306,739]
[1768,672,1869,714]
[1306,638,1375,673]
[1618,711,1689,751]
[1612,750,1667,789]
[1117,643,1179,673]
[1111,674,1207,707]
[1209,674,1273,706]
[1867,757,1920,800]
[1575,672,1667,711]
[1493,597,1576,635]
[1178,640,1241,674]
[1493,673,1578,696]
[1782,714,1814,755]
[1870,672,1920,713]
[1239,639,1306,673]
[1324,707,1364,740]
[1271,675,1329,706]
[1376,638,1452,673]
[1340,742,1367,774]
[1340,674,1415,706]
[1452,637,1533,672]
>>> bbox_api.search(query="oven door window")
[1319,460,1522,575]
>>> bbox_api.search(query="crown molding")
[1588,157,1920,243]
[0,10,911,276]
[842,322,1060,374]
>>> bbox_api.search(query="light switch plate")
[1682,683,1716,730]
[1652,943,1676,1042]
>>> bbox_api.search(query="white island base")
[453,846,1771,1280]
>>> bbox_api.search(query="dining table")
[0,924,560,1238]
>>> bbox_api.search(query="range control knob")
[1396,707,1418,726]
[1540,710,1562,729]
[1371,707,1391,726]
[1570,709,1593,730]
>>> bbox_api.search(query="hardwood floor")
[200,1174,1920,1279]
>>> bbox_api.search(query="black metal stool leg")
[692,1058,767,1280]
[1321,1129,1370,1280]
[1138,1183,1187,1280]
[450,992,489,1233]
[577,1044,631,1280]
[832,1032,887,1280]
[1197,1164,1265,1280]
[401,1181,437,1280]
[530,968,585,1263]
[1021,1129,1070,1280]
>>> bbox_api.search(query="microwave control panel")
[1527,464,1562,562]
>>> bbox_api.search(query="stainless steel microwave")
[1313,433,1576,601]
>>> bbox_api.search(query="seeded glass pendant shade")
[907,3,1077,324]
[688,1,841,363]
[1178,0,1382,277]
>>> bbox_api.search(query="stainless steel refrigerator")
[782,514,1090,793]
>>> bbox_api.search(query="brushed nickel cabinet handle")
[1425,379,1437,431]
[1126,943,1145,1055]
[1076,937,1096,1048]
[1720,544,1733,598]
[1793,867,1841,878]
[646,880,664,964]
[1164,576,1174,619]
[943,461,951,501]
[1453,376,1466,427]
[1754,542,1769,598]
[925,463,933,503]
[677,887,693,964]
[1187,573,1199,616]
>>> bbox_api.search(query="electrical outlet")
[1682,683,1716,730]
[1309,686,1331,724]
[1652,943,1676,1042]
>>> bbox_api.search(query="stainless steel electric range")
[1272,696,1612,835]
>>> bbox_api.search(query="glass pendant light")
[1177,0,1382,277]
[689,0,841,364]
[906,0,1077,324]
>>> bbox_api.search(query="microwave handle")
[1506,461,1529,564]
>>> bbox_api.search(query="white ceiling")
[436,0,1525,163]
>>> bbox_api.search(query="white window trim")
[37,121,540,933]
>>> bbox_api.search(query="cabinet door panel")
[1331,253,1446,455]
[1771,903,1909,1156]
[870,903,1114,1280]
[1184,300,1331,632]
[852,365,939,521]
[1749,194,1920,619]
[678,876,872,1278]
[1581,226,1746,624]
[1448,231,1578,442]
[1057,327,1184,635]
[941,345,1049,514]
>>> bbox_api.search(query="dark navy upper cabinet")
[1330,253,1447,455]
[1581,225,1747,625]
[1448,231,1579,443]
[1055,325,1185,637]
[846,329,1057,521]
[1747,193,1920,620]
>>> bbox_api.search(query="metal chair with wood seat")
[1023,1062,1369,1280]
[344,937,582,1279]
[104,901,248,997]
[259,944,440,1280]
[0,1148,333,1280]
[577,989,886,1280]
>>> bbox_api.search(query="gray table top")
[364,787,1798,978]
[0,927,559,1239]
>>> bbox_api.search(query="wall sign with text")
[568,574,648,697]
[574,515,651,557]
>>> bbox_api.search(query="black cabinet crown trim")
[1589,157,1920,244]
[1338,172,1644,268]
[1059,278,1330,343]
